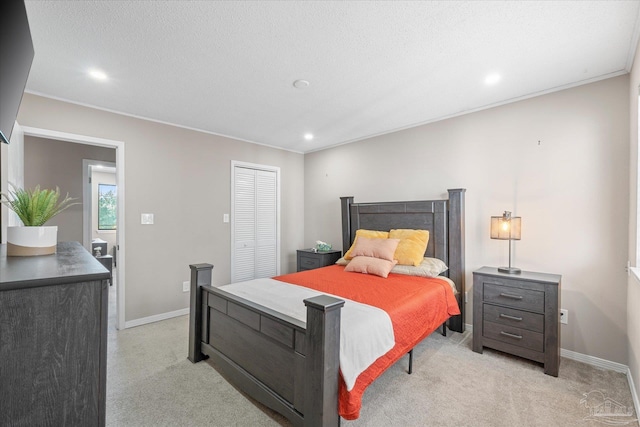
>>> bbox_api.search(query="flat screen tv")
[0,0,35,144]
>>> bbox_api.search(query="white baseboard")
[561,348,639,416]
[124,307,189,329]
[560,348,629,374]
[466,327,635,413]
[628,368,640,420]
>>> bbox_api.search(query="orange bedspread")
[274,264,460,420]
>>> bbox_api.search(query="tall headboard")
[340,188,466,333]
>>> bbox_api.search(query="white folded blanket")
[219,278,395,391]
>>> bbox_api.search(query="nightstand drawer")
[483,283,544,313]
[298,256,321,270]
[296,249,342,272]
[483,304,544,333]
[483,320,544,352]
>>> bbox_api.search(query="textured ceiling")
[23,1,640,153]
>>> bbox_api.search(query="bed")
[188,188,466,426]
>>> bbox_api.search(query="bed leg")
[408,349,413,374]
[441,322,447,337]
[304,295,345,427]
[188,263,213,363]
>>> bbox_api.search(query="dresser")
[472,267,561,376]
[0,241,111,426]
[296,249,342,272]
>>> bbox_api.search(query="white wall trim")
[628,367,640,420]
[124,308,189,329]
[463,325,629,375]
[468,321,636,411]
[306,70,628,154]
[561,348,629,373]
[25,90,304,155]
[21,126,127,331]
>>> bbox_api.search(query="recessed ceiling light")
[293,79,310,89]
[304,133,314,141]
[484,73,501,85]
[89,68,108,81]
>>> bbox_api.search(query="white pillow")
[390,257,448,278]
[335,256,349,266]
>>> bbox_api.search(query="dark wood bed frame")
[188,188,465,427]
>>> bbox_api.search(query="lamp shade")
[490,212,521,240]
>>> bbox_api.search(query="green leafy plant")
[0,184,78,226]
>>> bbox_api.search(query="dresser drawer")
[483,283,545,313]
[483,303,544,333]
[298,256,320,270]
[483,320,544,352]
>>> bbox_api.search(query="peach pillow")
[389,229,430,266]
[345,256,398,278]
[344,229,390,260]
[346,237,400,261]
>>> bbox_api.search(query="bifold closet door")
[232,165,278,282]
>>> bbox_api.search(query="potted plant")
[1,184,77,256]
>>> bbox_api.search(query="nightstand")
[296,249,342,272]
[472,267,562,376]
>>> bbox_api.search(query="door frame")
[22,126,126,330]
[230,160,281,282]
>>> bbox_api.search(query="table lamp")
[490,211,521,274]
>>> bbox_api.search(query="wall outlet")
[560,309,568,324]
[182,281,190,293]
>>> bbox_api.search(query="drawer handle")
[499,292,523,300]
[500,331,523,340]
[499,313,523,321]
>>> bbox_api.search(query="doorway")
[83,159,117,252]
[22,126,126,330]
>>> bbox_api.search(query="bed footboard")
[188,264,344,427]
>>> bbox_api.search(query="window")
[98,184,117,230]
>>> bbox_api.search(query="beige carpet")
[106,311,638,427]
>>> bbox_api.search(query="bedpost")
[340,196,354,254]
[447,189,466,333]
[303,295,345,427]
[188,263,213,363]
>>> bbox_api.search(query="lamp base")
[498,266,521,274]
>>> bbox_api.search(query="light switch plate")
[141,213,154,225]
[223,214,229,223]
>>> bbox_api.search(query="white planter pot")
[7,226,58,256]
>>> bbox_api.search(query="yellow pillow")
[344,229,389,260]
[389,229,429,266]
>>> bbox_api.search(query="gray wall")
[304,76,630,364]
[17,93,305,321]
[24,137,115,243]
[15,75,636,372]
